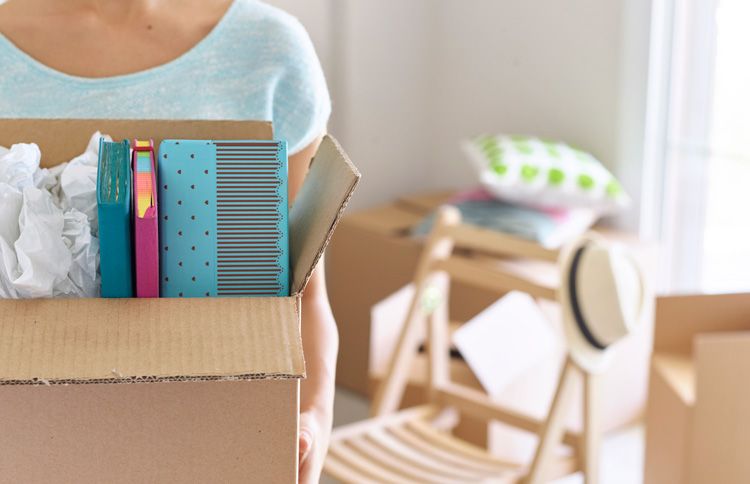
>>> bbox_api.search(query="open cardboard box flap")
[0,119,360,385]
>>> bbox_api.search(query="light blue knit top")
[0,0,331,154]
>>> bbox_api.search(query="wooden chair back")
[372,205,561,416]
[371,205,602,483]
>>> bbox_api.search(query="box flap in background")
[290,135,361,294]
[0,298,304,385]
[654,293,750,354]
[0,119,273,166]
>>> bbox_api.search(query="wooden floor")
[323,387,645,484]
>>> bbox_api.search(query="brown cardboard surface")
[644,356,693,484]
[290,135,361,294]
[396,190,455,212]
[651,353,695,405]
[0,118,273,167]
[689,333,750,484]
[0,297,303,384]
[645,293,750,484]
[0,379,298,484]
[653,293,750,354]
[345,205,424,235]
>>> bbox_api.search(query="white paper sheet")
[452,291,556,397]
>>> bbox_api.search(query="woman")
[0,1,336,482]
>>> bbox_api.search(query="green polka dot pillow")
[463,135,630,213]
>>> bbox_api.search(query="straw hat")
[558,234,647,374]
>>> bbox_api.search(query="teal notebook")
[97,138,134,298]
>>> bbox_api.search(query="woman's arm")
[287,135,338,484]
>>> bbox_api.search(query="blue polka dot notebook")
[157,140,289,298]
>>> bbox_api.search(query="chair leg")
[371,206,460,417]
[525,358,578,484]
[370,296,427,417]
[582,372,600,484]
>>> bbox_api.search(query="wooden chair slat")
[433,256,558,301]
[329,441,422,484]
[330,405,439,442]
[324,454,381,484]
[367,427,491,481]
[407,419,524,474]
[387,425,516,477]
[347,435,458,483]
[435,383,580,448]
[440,223,560,262]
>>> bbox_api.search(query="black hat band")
[568,245,609,351]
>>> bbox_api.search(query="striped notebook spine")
[215,142,288,297]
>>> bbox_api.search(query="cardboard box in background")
[0,119,360,483]
[645,293,750,484]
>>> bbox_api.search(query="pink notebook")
[132,139,159,298]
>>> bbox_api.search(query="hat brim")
[558,234,614,374]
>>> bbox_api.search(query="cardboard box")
[645,293,750,484]
[0,119,360,483]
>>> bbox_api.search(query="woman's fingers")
[299,426,314,465]
[299,410,326,484]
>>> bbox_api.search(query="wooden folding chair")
[325,206,604,484]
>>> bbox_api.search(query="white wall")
[267,1,653,219]
[326,0,438,209]
[430,1,621,180]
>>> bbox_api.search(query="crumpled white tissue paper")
[0,132,109,298]
[60,133,105,233]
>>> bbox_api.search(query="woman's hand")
[299,407,333,484]
[289,135,339,483]
[296,272,338,483]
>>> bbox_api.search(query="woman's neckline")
[0,0,240,86]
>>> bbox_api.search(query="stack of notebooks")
[412,188,598,249]
[96,138,289,299]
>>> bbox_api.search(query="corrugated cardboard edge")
[0,373,300,387]
[290,135,362,294]
[0,297,305,386]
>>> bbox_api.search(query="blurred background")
[268,0,750,295]
[265,2,750,483]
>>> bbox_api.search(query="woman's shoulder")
[229,0,312,52]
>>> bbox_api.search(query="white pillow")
[463,135,630,213]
